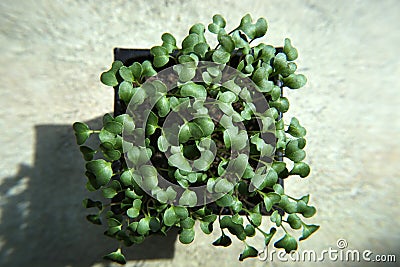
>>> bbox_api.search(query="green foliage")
[74,14,317,265]
[274,233,298,253]
[103,249,126,264]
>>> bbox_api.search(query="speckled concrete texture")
[0,0,399,266]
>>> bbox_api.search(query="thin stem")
[287,195,298,201]
[245,213,268,236]
[281,224,288,233]
[249,156,270,167]
[218,207,226,235]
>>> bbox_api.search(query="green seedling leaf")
[258,45,276,62]
[263,227,277,245]
[287,214,302,229]
[239,244,258,261]
[155,95,170,117]
[150,46,169,68]
[174,64,196,82]
[79,146,96,161]
[142,60,157,77]
[100,142,121,161]
[279,195,298,213]
[208,14,226,34]
[194,43,209,58]
[136,217,151,235]
[212,49,230,64]
[149,217,161,232]
[290,162,311,178]
[212,234,232,247]
[250,134,275,157]
[273,183,284,194]
[218,34,235,53]
[219,92,237,105]
[179,228,195,244]
[214,178,234,193]
[213,14,226,27]
[102,113,114,124]
[189,23,206,41]
[102,186,117,198]
[146,111,158,135]
[128,62,142,80]
[118,81,135,104]
[119,66,134,82]
[163,206,178,226]
[182,33,199,53]
[239,14,268,40]
[299,224,320,241]
[271,85,281,101]
[252,168,278,190]
[127,199,142,218]
[283,38,298,61]
[254,17,268,38]
[180,82,207,99]
[299,194,310,204]
[180,217,195,229]
[99,128,117,145]
[232,198,243,213]
[274,233,298,253]
[232,214,244,225]
[269,97,289,113]
[157,135,169,152]
[86,214,102,225]
[162,33,177,53]
[100,71,118,86]
[285,139,306,162]
[272,161,286,174]
[263,192,281,212]
[139,165,158,190]
[296,200,317,218]
[73,122,91,145]
[86,159,112,187]
[282,74,307,89]
[103,249,126,265]
[174,206,189,219]
[273,53,288,74]
[287,117,307,137]
[179,190,197,207]
[82,198,102,210]
[250,211,262,227]
[100,61,122,86]
[270,210,282,226]
[168,153,191,172]
[244,224,256,237]
[127,146,152,167]
[220,216,246,240]
[216,194,234,207]
[193,117,214,136]
[104,121,123,135]
[232,30,249,49]
[115,114,135,133]
[200,221,214,234]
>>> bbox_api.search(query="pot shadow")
[0,116,177,267]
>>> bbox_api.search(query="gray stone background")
[0,0,399,266]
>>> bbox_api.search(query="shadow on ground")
[0,117,177,267]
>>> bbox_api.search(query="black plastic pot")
[112,48,284,215]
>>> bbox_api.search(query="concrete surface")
[0,0,399,266]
